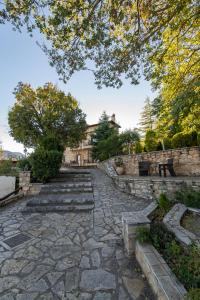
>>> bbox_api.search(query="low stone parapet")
[136,242,187,300]
[163,203,200,248]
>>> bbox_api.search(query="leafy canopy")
[8,82,87,148]
[1,1,199,89]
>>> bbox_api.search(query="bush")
[29,148,63,182]
[39,136,64,152]
[17,158,32,171]
[144,130,158,152]
[197,133,200,147]
[150,223,200,293]
[158,193,172,213]
[186,288,200,300]
[135,226,151,243]
[171,131,198,149]
[134,141,143,153]
[163,137,172,150]
[0,160,17,176]
[175,189,200,209]
[114,157,123,167]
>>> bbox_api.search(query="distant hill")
[1,150,24,160]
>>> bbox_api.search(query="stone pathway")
[0,169,155,300]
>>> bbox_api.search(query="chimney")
[111,113,116,123]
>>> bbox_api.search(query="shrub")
[17,158,32,171]
[134,141,143,153]
[150,223,200,293]
[186,288,200,300]
[0,160,17,176]
[163,137,172,150]
[114,157,123,167]
[175,189,200,209]
[158,193,172,213]
[39,136,64,152]
[29,148,63,182]
[144,130,158,152]
[135,226,151,243]
[171,131,198,149]
[197,133,200,147]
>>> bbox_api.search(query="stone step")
[42,182,92,189]
[26,193,94,206]
[40,187,93,194]
[49,177,91,183]
[57,173,91,178]
[23,204,94,213]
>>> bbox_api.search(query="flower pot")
[116,166,124,175]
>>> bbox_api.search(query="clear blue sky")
[0,23,156,153]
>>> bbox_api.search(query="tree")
[144,130,158,152]
[138,97,154,135]
[120,130,140,154]
[8,82,87,148]
[91,112,120,161]
[1,1,199,90]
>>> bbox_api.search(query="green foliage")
[171,131,198,149]
[17,158,31,171]
[91,112,121,161]
[114,157,123,167]
[144,130,158,152]
[135,226,151,244]
[2,0,198,92]
[163,137,172,150]
[158,193,172,214]
[175,189,200,209]
[134,141,143,153]
[0,160,17,176]
[29,148,63,183]
[8,82,86,148]
[138,97,154,135]
[39,135,64,152]
[197,133,200,146]
[186,288,200,300]
[150,223,200,292]
[120,130,140,155]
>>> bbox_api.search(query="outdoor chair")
[159,158,176,177]
[139,161,150,176]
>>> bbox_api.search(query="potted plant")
[114,157,125,175]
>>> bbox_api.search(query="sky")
[0,23,157,154]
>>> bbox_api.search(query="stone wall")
[19,171,42,195]
[114,176,200,200]
[0,176,16,198]
[101,147,200,176]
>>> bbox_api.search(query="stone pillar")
[122,212,150,256]
[19,171,31,195]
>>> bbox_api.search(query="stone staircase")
[23,169,94,213]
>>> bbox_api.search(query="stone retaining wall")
[115,176,200,200]
[100,146,200,176]
[136,242,187,300]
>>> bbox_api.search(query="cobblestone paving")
[0,169,155,300]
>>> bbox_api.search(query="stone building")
[64,114,120,166]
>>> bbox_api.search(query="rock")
[1,259,28,275]
[80,269,116,291]
[123,277,144,299]
[93,292,112,300]
[80,256,90,269]
[91,250,101,268]
[47,272,63,286]
[65,268,79,292]
[0,276,20,293]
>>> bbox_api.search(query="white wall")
[0,176,16,198]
